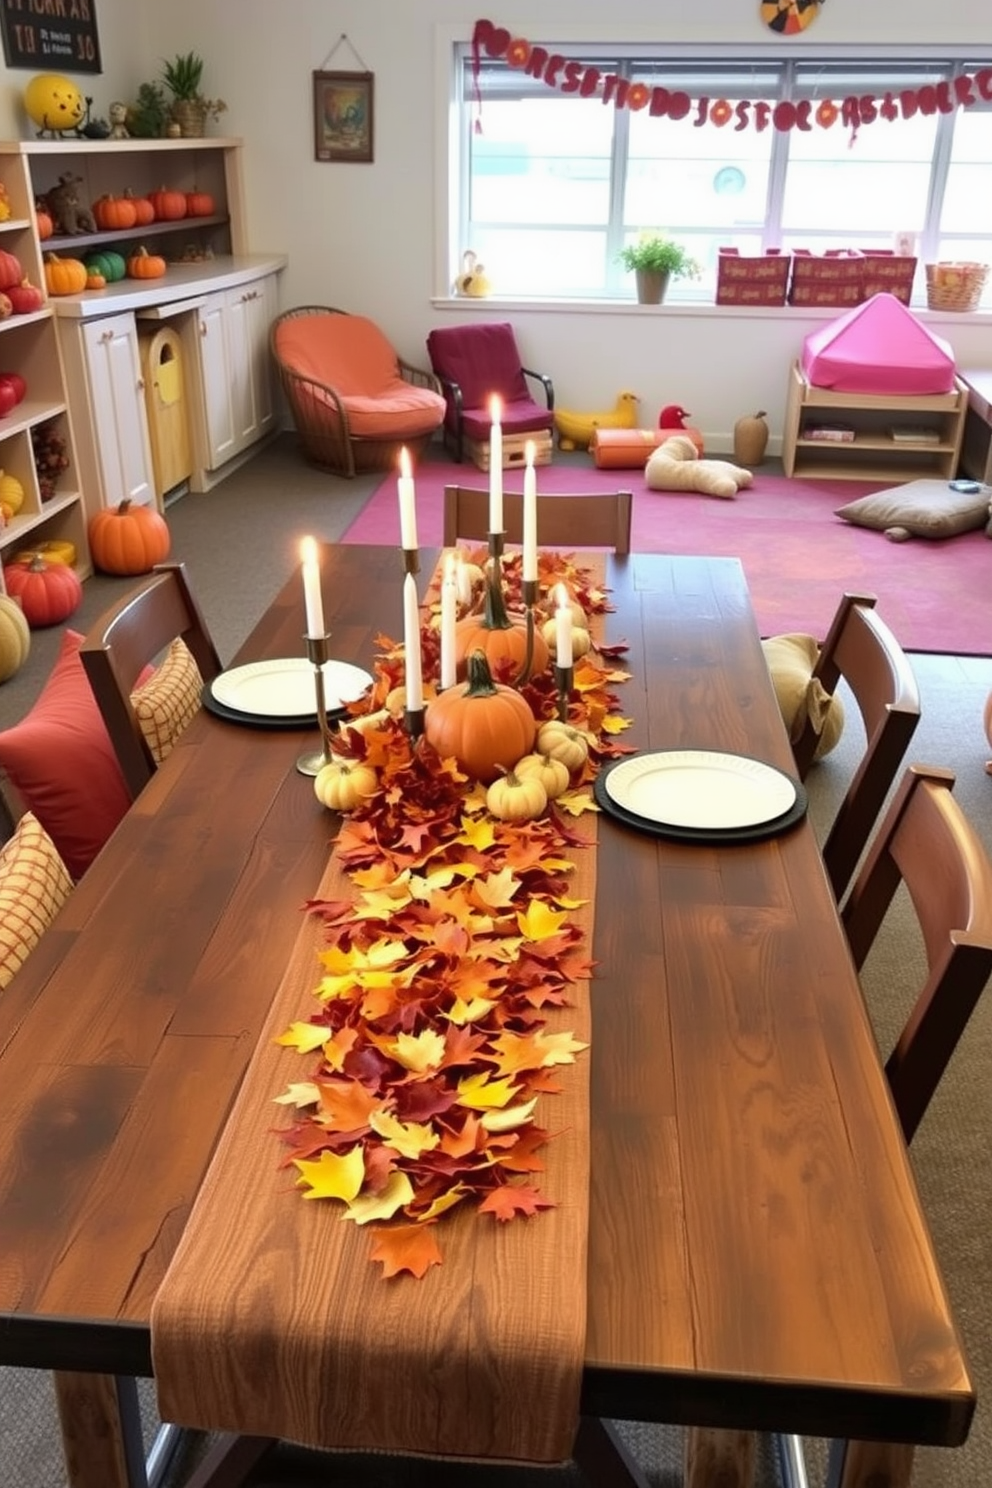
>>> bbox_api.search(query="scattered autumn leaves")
[274,553,632,1278]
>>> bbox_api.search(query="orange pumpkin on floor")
[2,554,82,626]
[88,498,171,575]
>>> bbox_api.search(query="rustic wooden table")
[0,545,973,1488]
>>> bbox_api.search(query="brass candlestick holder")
[296,633,334,777]
[516,576,539,686]
[405,706,426,744]
[554,662,574,722]
[488,529,505,565]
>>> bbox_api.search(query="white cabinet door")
[197,292,237,470]
[196,273,279,474]
[82,314,156,510]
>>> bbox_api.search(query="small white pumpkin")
[486,768,548,822]
[536,719,590,774]
[513,751,570,801]
[314,759,378,812]
[541,617,592,661]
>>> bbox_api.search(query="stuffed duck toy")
[658,403,704,456]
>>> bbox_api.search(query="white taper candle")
[522,441,537,583]
[489,394,503,533]
[554,582,573,669]
[301,536,324,637]
[397,446,418,551]
[403,572,424,711]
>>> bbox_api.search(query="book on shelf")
[889,425,941,443]
[804,423,856,442]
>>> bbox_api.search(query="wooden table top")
[0,544,974,1452]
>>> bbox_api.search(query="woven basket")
[925,261,989,312]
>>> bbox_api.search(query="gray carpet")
[2,433,991,1487]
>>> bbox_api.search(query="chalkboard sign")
[1,0,102,74]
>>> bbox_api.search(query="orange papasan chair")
[270,306,447,478]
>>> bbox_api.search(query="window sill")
[431,294,992,326]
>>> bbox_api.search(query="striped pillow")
[0,811,73,991]
[130,637,204,766]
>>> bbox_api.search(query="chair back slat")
[791,593,921,901]
[443,485,631,555]
[80,562,222,800]
[842,765,992,1142]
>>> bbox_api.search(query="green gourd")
[84,250,127,283]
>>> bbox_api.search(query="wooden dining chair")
[777,763,992,1488]
[790,592,921,902]
[443,483,632,554]
[80,560,223,799]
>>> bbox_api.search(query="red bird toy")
[658,403,704,456]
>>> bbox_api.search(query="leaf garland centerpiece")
[274,550,633,1278]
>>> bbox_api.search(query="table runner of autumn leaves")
[151,549,632,1463]
[276,549,632,1278]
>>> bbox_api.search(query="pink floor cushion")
[801,293,957,396]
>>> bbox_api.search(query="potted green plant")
[161,51,227,137]
[618,233,701,303]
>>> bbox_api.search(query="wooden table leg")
[54,1372,148,1488]
[826,1438,915,1488]
[685,1427,757,1488]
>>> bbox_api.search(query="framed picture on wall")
[313,70,374,163]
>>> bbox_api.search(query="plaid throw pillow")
[130,637,204,765]
[0,811,73,991]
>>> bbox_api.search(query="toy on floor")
[555,390,639,452]
[645,434,752,498]
[658,403,704,455]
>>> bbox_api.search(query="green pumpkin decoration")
[84,250,127,284]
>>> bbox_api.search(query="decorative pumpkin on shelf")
[453,570,550,681]
[0,592,31,683]
[6,278,45,313]
[3,554,82,627]
[0,469,25,517]
[84,250,127,283]
[127,246,167,280]
[0,293,11,321]
[92,193,139,231]
[123,188,156,226]
[85,271,107,291]
[149,186,187,222]
[424,649,537,784]
[0,249,23,292]
[185,190,215,217]
[88,498,171,575]
[0,373,27,407]
[44,253,88,296]
[34,207,54,240]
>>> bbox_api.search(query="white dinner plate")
[210,658,373,719]
[603,750,796,831]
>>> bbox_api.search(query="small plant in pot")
[161,51,227,137]
[618,233,701,303]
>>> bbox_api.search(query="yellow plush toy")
[645,434,752,499]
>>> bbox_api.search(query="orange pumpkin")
[148,186,187,221]
[92,194,138,231]
[126,246,167,280]
[85,272,106,290]
[2,554,82,627]
[424,649,536,784]
[88,498,171,575]
[454,569,549,682]
[35,208,54,240]
[44,253,87,296]
[0,248,22,290]
[123,188,156,225]
[185,190,215,217]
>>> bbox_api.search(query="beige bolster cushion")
[761,632,845,761]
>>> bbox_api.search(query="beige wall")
[2,1,990,449]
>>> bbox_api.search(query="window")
[454,44,992,306]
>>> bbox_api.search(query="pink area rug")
[341,457,992,656]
